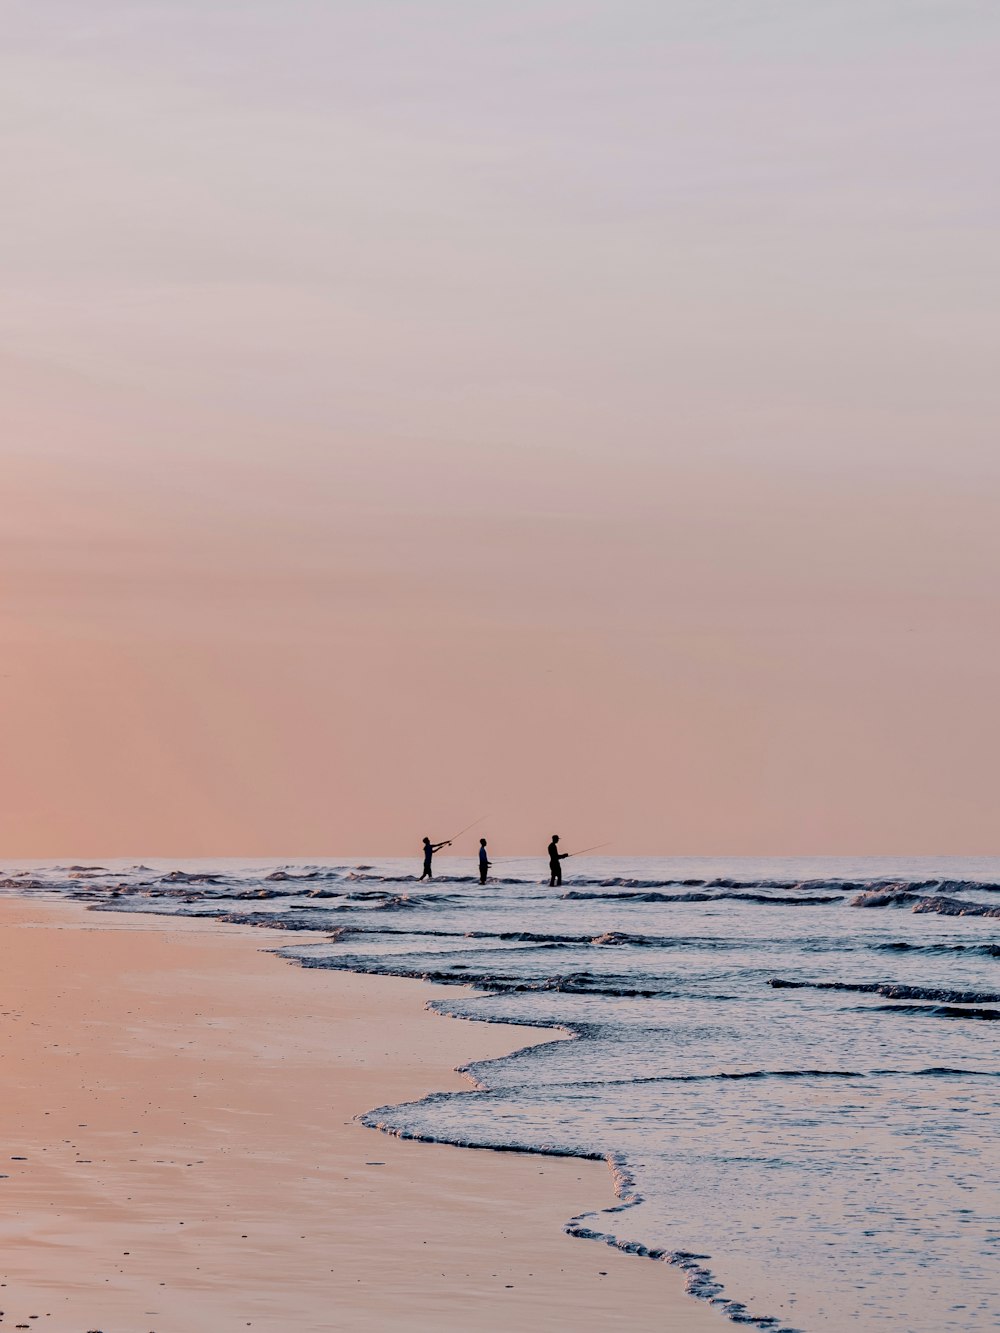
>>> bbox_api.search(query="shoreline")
[0,896,719,1331]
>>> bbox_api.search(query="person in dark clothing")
[420,835,451,880]
[478,838,491,885]
[548,834,569,887]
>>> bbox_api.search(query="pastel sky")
[3,1,999,857]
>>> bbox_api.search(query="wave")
[563,1229,799,1331]
[360,1087,876,1332]
[158,870,231,884]
[564,889,842,905]
[912,895,1000,918]
[570,874,1000,894]
[71,883,242,901]
[852,888,1000,917]
[488,973,698,998]
[283,868,1000,894]
[567,873,997,897]
[869,941,1000,959]
[324,924,592,946]
[341,889,441,903]
[265,869,347,882]
[556,1066,1000,1091]
[288,923,833,954]
[211,899,442,929]
[862,1003,999,1021]
[769,978,1000,1005]
[215,911,345,930]
[282,950,735,1000]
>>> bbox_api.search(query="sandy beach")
[0,897,717,1332]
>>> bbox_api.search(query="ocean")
[5,855,997,1332]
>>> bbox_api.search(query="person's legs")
[480,869,487,885]
[554,863,562,887]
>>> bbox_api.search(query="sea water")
[4,855,998,1331]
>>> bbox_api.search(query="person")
[548,834,569,887]
[419,835,451,881]
[478,838,491,885]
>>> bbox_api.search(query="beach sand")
[0,897,719,1332]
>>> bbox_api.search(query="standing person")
[419,835,451,881]
[478,838,491,885]
[548,834,569,887]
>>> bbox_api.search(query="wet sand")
[0,897,719,1331]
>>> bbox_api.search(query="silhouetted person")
[420,835,451,881]
[548,834,569,887]
[478,838,491,885]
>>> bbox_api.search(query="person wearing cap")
[478,838,491,885]
[547,834,569,887]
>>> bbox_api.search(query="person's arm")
[559,851,569,859]
[432,841,451,851]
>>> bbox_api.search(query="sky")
[2,1,999,857]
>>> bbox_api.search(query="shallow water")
[5,855,998,1331]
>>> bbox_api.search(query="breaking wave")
[768,978,1000,1004]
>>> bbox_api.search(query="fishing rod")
[492,842,611,864]
[565,841,612,858]
[445,814,489,844]
[491,842,611,865]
